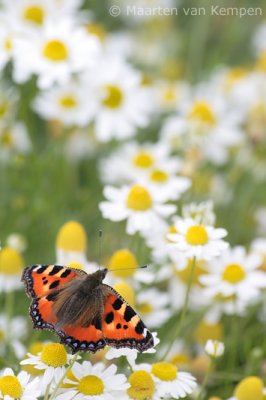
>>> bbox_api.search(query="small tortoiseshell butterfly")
[22,265,154,354]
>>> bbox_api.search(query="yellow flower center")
[166,224,178,243]
[170,352,190,366]
[222,264,246,284]
[59,95,77,109]
[126,185,153,211]
[108,249,138,278]
[113,281,135,306]
[43,40,68,62]
[189,101,216,125]
[56,221,87,252]
[0,329,5,342]
[4,37,12,51]
[23,5,45,25]
[86,23,106,42]
[67,262,84,270]
[0,376,23,398]
[194,321,223,344]
[127,370,155,400]
[78,375,104,396]
[102,85,123,108]
[162,86,176,104]
[234,376,264,400]
[1,132,13,147]
[40,343,67,367]
[151,362,177,381]
[61,370,78,388]
[185,225,209,245]
[138,302,154,314]
[0,101,8,117]
[0,247,24,275]
[150,169,169,183]
[133,151,154,169]
[256,51,266,73]
[224,68,247,89]
[175,258,206,285]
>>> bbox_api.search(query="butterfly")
[22,265,154,354]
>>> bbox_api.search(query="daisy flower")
[99,141,178,185]
[55,361,129,400]
[0,246,24,292]
[106,332,160,370]
[107,248,154,285]
[0,20,14,71]
[0,0,81,33]
[6,233,27,253]
[167,218,228,260]
[13,19,100,88]
[55,220,88,267]
[160,89,243,165]
[99,184,176,235]
[82,56,153,142]
[20,343,76,390]
[136,288,171,329]
[127,362,197,400]
[33,80,97,127]
[200,246,266,302]
[0,315,27,359]
[153,80,190,113]
[0,368,40,400]
[182,200,216,226]
[228,376,266,400]
[0,122,31,163]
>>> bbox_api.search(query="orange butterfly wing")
[102,286,154,352]
[22,264,85,298]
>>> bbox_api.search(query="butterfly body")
[22,265,154,354]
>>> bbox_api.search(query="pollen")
[234,376,264,400]
[113,281,135,306]
[189,101,216,125]
[102,85,123,108]
[150,169,168,183]
[127,370,155,400]
[78,375,104,395]
[59,95,77,109]
[185,225,209,246]
[126,185,153,211]
[222,264,246,284]
[23,5,45,25]
[133,151,154,168]
[0,376,23,398]
[43,40,68,62]
[0,247,24,275]
[56,221,87,252]
[151,362,177,381]
[40,343,67,367]
[108,249,138,278]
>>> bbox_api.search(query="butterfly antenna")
[98,229,102,270]
[108,265,148,272]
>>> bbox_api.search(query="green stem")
[5,290,14,360]
[197,358,213,400]
[161,256,197,360]
[49,353,79,400]
[44,383,51,400]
